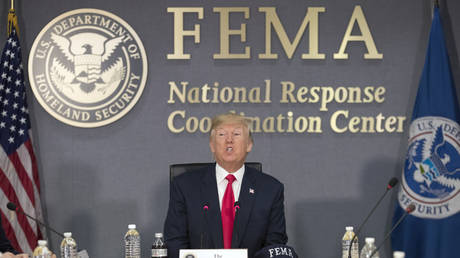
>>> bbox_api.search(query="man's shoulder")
[173,164,214,184]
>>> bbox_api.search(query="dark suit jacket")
[164,164,288,258]
[0,215,18,254]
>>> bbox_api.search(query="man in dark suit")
[164,113,288,258]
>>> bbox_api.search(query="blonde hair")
[210,113,253,142]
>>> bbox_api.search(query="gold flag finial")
[7,0,19,37]
[435,0,440,8]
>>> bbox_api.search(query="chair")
[170,162,262,182]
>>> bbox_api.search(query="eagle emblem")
[50,33,126,102]
[404,124,460,199]
[28,8,147,127]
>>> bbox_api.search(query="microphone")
[233,201,241,246]
[369,204,416,258]
[348,177,399,258]
[7,202,65,238]
[387,178,399,189]
[200,203,209,248]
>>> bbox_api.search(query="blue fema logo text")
[399,116,460,219]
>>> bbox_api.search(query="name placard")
[180,249,248,258]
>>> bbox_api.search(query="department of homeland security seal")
[399,116,460,219]
[28,9,147,127]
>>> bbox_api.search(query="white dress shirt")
[215,163,245,210]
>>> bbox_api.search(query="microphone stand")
[369,205,415,258]
[348,188,390,258]
[201,204,209,248]
[7,203,64,238]
[348,178,398,258]
[234,202,240,246]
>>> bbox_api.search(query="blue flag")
[392,7,460,258]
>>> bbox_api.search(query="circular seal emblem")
[28,8,147,127]
[399,116,460,219]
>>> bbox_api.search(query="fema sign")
[28,9,148,127]
[399,117,460,219]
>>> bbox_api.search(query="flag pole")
[431,0,439,19]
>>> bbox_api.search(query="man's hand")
[0,252,28,258]
[0,252,55,257]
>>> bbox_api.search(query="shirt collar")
[215,163,245,183]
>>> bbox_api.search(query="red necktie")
[222,174,236,249]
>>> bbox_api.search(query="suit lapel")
[200,165,223,249]
[232,166,257,248]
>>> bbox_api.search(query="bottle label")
[342,239,359,258]
[152,248,168,257]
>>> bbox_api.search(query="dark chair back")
[170,162,262,182]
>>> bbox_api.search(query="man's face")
[209,123,253,172]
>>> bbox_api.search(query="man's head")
[209,113,253,173]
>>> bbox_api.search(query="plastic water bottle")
[151,232,168,257]
[124,224,141,258]
[342,226,358,258]
[360,237,379,258]
[393,251,405,258]
[60,232,77,258]
[32,240,52,258]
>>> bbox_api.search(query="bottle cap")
[128,224,136,229]
[345,226,353,231]
[365,237,375,244]
[155,232,163,238]
[393,251,405,258]
[38,240,47,246]
[64,232,72,238]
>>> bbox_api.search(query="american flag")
[0,28,45,253]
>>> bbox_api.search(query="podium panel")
[179,249,248,258]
